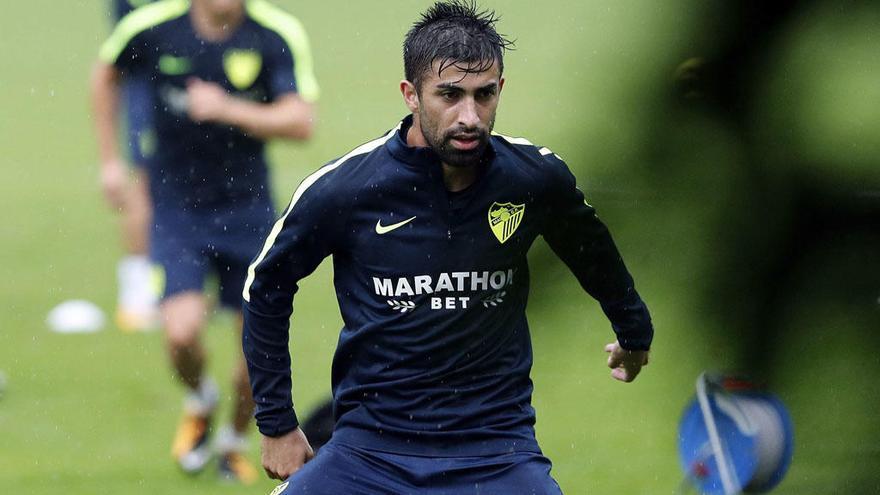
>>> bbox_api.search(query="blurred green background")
[1,1,879,493]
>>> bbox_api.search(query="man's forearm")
[90,62,122,164]
[599,291,653,351]
[242,303,300,437]
[221,94,314,141]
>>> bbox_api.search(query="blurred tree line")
[530,1,880,491]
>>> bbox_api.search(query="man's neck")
[190,2,245,42]
[405,118,479,193]
[442,165,480,193]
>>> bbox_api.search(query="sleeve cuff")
[601,293,654,351]
[256,409,300,437]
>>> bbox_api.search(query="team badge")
[488,202,525,244]
[223,49,262,90]
[268,481,289,495]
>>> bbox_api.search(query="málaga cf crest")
[223,49,262,90]
[488,202,525,244]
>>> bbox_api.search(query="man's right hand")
[261,427,315,481]
[100,159,128,210]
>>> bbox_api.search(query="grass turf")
[1,1,879,493]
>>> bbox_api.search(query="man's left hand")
[604,341,649,383]
[187,78,230,122]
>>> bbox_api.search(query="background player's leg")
[163,291,208,389]
[215,314,259,484]
[115,169,158,331]
[231,315,255,434]
[115,72,158,332]
[162,291,217,474]
[121,169,151,259]
[212,243,263,483]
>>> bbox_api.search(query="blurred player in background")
[90,0,318,483]
[243,1,652,492]
[103,0,160,332]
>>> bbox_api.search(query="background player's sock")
[215,425,258,484]
[183,377,219,416]
[115,255,159,332]
[173,377,218,473]
[214,425,248,454]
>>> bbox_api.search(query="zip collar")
[386,115,497,174]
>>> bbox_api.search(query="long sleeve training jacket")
[242,115,653,456]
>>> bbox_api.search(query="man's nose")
[457,98,480,128]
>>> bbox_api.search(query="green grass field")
[2,1,879,494]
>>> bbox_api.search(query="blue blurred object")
[678,373,794,494]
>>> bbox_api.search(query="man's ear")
[400,80,419,113]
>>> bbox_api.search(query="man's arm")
[186,79,315,140]
[93,2,170,208]
[90,62,127,209]
[540,152,654,379]
[242,165,343,478]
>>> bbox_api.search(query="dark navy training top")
[243,116,654,456]
[99,0,319,211]
[113,0,155,22]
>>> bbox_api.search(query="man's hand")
[261,427,314,481]
[605,341,649,383]
[186,78,230,123]
[100,158,128,210]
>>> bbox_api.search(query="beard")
[419,111,493,169]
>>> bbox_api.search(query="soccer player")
[91,0,319,483]
[243,1,652,492]
[102,0,160,332]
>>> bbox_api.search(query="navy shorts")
[122,75,155,166]
[151,203,274,308]
[277,441,563,495]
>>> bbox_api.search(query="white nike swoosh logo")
[375,216,417,235]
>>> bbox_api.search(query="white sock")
[184,377,219,416]
[215,425,249,454]
[117,255,158,312]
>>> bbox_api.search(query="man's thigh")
[278,443,562,495]
[427,451,563,495]
[278,442,412,495]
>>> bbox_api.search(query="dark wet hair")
[404,0,514,91]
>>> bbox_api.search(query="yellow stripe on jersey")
[243,127,400,302]
[246,0,320,103]
[99,0,189,64]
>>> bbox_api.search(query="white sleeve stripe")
[242,126,399,302]
[492,132,535,146]
[539,147,553,156]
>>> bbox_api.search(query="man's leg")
[215,314,259,484]
[211,207,275,484]
[163,291,217,473]
[115,168,159,332]
[278,442,413,494]
[116,74,158,332]
[434,451,564,495]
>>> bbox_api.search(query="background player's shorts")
[277,440,564,495]
[151,203,274,308]
[122,75,155,166]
